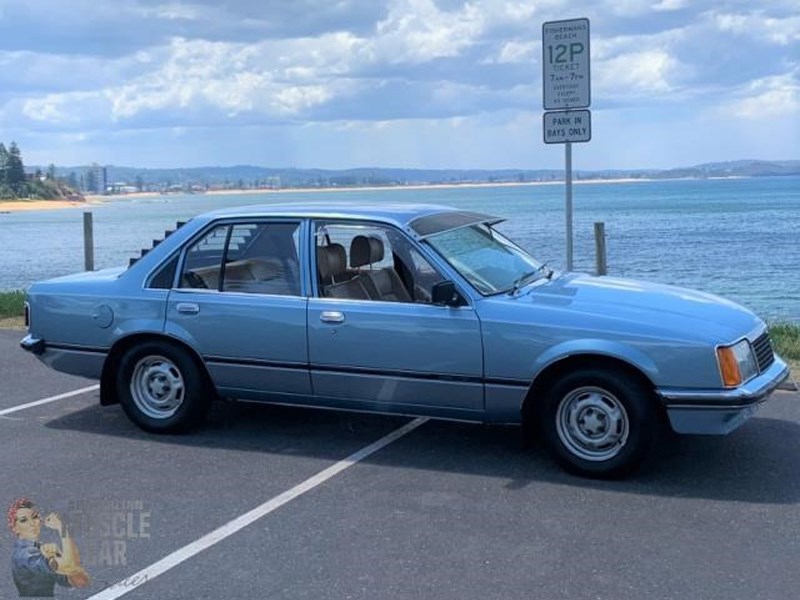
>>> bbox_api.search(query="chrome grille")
[752,333,775,373]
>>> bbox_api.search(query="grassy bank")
[770,322,800,363]
[0,290,25,318]
[0,289,25,328]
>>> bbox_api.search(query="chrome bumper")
[20,334,45,355]
[657,357,793,435]
[19,334,105,380]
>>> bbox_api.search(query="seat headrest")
[317,243,346,280]
[350,235,372,268]
[368,236,384,263]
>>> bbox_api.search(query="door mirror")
[431,280,464,307]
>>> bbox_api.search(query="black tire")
[541,368,658,479]
[116,341,211,433]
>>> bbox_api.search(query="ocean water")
[1,176,797,323]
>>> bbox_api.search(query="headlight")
[717,339,758,387]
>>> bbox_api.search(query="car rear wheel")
[117,341,210,433]
[541,368,658,479]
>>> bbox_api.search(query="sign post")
[542,17,591,271]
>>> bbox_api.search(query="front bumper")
[657,357,793,434]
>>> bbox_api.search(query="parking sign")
[542,18,590,110]
[543,110,592,144]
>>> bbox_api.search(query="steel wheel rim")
[130,355,185,420]
[556,386,629,462]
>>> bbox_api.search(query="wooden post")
[594,221,607,276]
[83,211,94,271]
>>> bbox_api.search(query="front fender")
[531,339,660,383]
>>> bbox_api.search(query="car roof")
[199,201,501,237]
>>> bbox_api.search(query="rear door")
[165,219,311,400]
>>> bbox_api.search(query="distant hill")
[640,160,800,179]
[35,159,800,192]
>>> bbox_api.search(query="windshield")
[424,223,544,295]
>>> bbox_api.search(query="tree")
[6,142,26,193]
[135,175,144,192]
[47,163,56,180]
[0,143,7,185]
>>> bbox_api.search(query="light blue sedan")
[21,202,791,478]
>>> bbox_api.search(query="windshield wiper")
[508,263,552,295]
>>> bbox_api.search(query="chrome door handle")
[320,311,344,323]
[177,303,200,315]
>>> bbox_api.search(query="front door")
[307,220,483,416]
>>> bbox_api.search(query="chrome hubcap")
[130,355,184,420]
[556,386,629,462]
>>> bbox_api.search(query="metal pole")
[83,211,94,271]
[594,221,607,276]
[565,142,573,271]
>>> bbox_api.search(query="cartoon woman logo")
[7,498,90,597]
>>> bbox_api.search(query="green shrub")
[770,322,800,362]
[0,290,25,318]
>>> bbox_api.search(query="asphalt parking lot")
[2,327,800,600]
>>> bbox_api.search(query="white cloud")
[22,97,66,122]
[0,48,148,94]
[12,33,374,126]
[272,84,336,115]
[653,0,689,10]
[374,0,485,62]
[138,2,207,21]
[596,0,674,17]
[22,92,99,123]
[108,38,263,119]
[489,40,540,64]
[596,50,687,97]
[715,11,800,46]
[719,72,800,118]
[592,27,688,61]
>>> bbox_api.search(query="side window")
[148,254,179,289]
[180,222,301,296]
[406,246,441,301]
[314,221,442,303]
[181,224,228,290]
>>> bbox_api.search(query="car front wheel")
[541,368,658,479]
[117,341,210,433]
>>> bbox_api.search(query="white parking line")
[0,384,100,416]
[86,416,429,600]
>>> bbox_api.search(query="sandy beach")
[0,198,98,212]
[0,178,663,214]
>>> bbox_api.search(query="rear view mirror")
[431,280,464,307]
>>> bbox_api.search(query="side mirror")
[431,280,464,307]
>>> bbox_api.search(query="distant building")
[84,163,107,194]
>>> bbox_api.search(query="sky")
[0,0,797,171]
